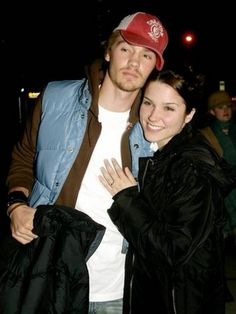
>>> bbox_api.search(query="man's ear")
[104,51,110,62]
[209,108,216,116]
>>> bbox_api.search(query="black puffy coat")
[0,205,105,314]
[108,124,236,314]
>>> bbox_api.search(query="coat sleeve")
[6,95,43,191]
[108,161,217,268]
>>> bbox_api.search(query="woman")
[99,70,236,314]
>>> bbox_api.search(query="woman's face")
[140,81,195,148]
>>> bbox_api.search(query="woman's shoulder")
[169,137,220,180]
[174,137,236,191]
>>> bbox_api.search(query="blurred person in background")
[201,90,236,303]
[201,91,236,240]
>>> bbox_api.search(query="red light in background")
[182,31,197,47]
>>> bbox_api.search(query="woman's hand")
[99,158,137,196]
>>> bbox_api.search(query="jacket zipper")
[142,157,178,314]
[141,159,153,188]
[129,253,135,314]
[172,287,177,314]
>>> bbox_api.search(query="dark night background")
[1,1,235,90]
[0,1,236,222]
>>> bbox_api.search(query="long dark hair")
[146,69,204,114]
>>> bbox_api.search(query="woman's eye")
[143,100,151,106]
[165,106,175,111]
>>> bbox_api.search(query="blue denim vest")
[29,79,153,207]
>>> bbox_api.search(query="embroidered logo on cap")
[147,19,164,42]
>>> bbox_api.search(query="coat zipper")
[142,157,178,314]
[141,159,153,188]
[128,253,135,314]
[172,287,177,314]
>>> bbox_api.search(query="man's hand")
[9,204,38,244]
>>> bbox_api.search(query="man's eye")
[143,54,152,60]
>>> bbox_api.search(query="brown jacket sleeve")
[6,95,42,192]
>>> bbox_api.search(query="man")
[201,90,236,237]
[6,12,168,313]
[201,90,236,304]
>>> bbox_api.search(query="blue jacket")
[28,78,153,207]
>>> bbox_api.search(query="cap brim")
[120,30,164,71]
[210,101,232,109]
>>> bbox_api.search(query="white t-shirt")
[75,105,130,301]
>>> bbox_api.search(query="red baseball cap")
[114,12,168,70]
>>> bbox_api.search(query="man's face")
[105,34,156,92]
[210,104,232,122]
